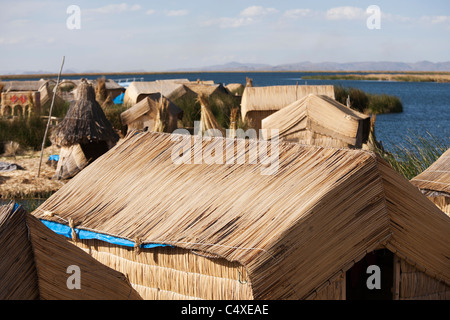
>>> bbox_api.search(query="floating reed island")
[1,76,449,300]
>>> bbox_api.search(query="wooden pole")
[37,56,65,177]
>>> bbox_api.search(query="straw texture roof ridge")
[0,202,141,300]
[240,85,335,119]
[411,148,450,197]
[51,80,119,147]
[33,132,450,299]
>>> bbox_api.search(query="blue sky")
[0,0,449,73]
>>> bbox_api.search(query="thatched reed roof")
[51,80,119,147]
[123,79,193,105]
[0,202,141,300]
[241,85,335,119]
[225,83,245,95]
[33,132,450,299]
[184,83,228,98]
[120,93,183,126]
[261,94,370,148]
[411,148,450,197]
[1,79,53,92]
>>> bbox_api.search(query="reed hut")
[51,79,119,180]
[120,93,183,134]
[123,79,194,106]
[241,85,335,134]
[411,148,450,215]
[33,132,450,300]
[0,202,140,300]
[0,80,56,116]
[261,94,370,149]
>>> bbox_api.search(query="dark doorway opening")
[346,249,394,300]
[80,141,109,163]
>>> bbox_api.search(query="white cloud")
[166,10,189,17]
[421,15,450,24]
[146,9,156,15]
[240,6,277,18]
[87,3,141,14]
[326,6,366,20]
[204,17,252,28]
[284,9,312,19]
[203,6,278,29]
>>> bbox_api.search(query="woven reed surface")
[411,148,450,196]
[399,259,450,300]
[261,94,369,147]
[73,239,253,300]
[33,131,450,299]
[0,203,40,300]
[428,196,450,215]
[241,85,335,119]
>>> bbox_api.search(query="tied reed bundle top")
[51,79,119,147]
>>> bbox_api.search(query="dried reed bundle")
[228,107,239,138]
[197,93,225,137]
[95,77,108,105]
[153,97,171,133]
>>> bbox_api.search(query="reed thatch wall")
[399,259,450,300]
[72,239,253,300]
[0,203,141,300]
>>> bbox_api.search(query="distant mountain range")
[173,61,450,72]
[3,60,450,77]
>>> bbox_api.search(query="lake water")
[23,72,450,150]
